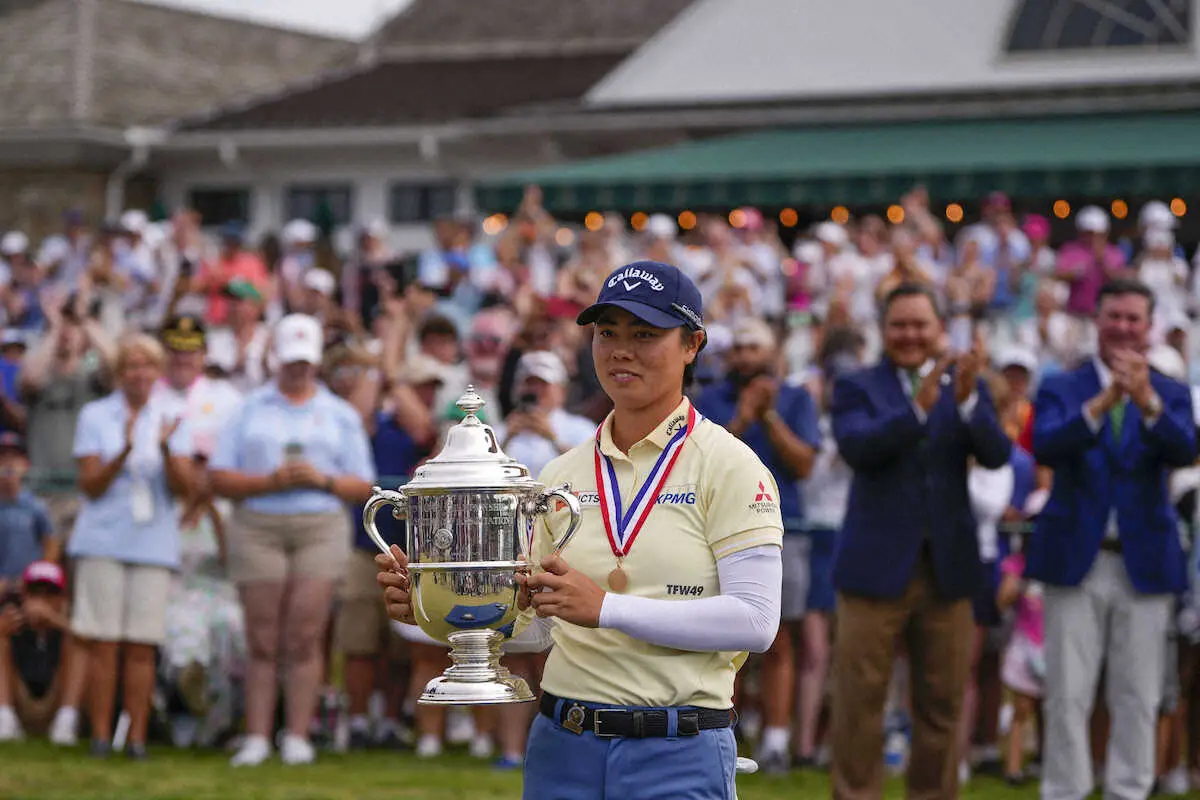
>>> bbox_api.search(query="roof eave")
[157,78,1200,149]
[158,123,469,151]
[0,125,132,148]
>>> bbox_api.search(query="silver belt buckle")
[592,709,622,738]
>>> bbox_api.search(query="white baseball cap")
[364,219,389,239]
[1075,206,1110,234]
[303,269,336,296]
[516,350,568,386]
[793,239,824,264]
[120,209,148,236]
[0,231,28,256]
[37,236,70,266]
[646,214,677,240]
[273,314,323,365]
[732,318,776,349]
[1139,200,1177,230]
[282,219,318,246]
[995,346,1038,375]
[814,221,848,247]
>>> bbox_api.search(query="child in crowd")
[997,539,1045,784]
[0,560,71,740]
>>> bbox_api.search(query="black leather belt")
[540,692,735,738]
[1100,539,1123,554]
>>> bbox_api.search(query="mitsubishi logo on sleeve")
[749,480,777,514]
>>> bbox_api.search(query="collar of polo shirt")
[596,397,692,460]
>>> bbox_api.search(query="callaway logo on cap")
[607,266,666,293]
[577,260,705,332]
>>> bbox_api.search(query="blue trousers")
[522,700,738,800]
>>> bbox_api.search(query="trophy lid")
[402,386,536,490]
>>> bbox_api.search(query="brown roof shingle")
[372,0,695,53]
[175,52,627,132]
[0,0,352,131]
[0,0,78,128]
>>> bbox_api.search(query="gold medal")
[595,406,697,597]
[608,565,629,592]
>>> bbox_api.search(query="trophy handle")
[363,487,408,558]
[540,483,583,558]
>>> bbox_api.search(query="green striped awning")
[475,112,1200,213]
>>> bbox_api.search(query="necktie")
[909,371,922,398]
[1109,401,1126,442]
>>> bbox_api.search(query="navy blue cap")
[218,220,246,242]
[576,261,704,331]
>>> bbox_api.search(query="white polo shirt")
[522,397,783,709]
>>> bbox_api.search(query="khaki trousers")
[831,552,974,800]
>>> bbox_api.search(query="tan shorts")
[226,507,351,585]
[71,558,172,645]
[335,549,406,659]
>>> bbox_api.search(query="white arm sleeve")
[391,621,443,646]
[597,544,782,653]
[502,617,555,654]
[392,616,557,654]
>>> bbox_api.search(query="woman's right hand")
[375,545,416,625]
[124,411,138,451]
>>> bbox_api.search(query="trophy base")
[418,629,537,706]
[419,674,535,706]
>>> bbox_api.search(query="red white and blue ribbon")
[594,405,698,559]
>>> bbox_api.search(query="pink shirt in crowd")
[1056,239,1127,316]
[1001,552,1044,645]
[196,251,270,326]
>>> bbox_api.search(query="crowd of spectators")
[0,184,1198,793]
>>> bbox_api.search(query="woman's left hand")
[159,416,182,449]
[524,555,606,628]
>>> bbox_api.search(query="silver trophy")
[363,387,582,705]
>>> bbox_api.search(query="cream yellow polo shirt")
[521,397,783,709]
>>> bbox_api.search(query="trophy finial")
[456,385,485,418]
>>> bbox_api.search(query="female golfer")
[378,261,784,799]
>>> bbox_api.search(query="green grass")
[0,740,1046,799]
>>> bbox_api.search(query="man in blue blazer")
[1030,278,1196,800]
[830,283,1011,800]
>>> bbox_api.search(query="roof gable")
[588,0,1200,107]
